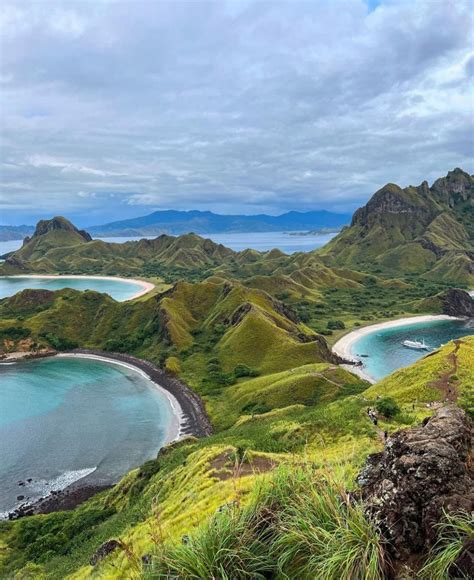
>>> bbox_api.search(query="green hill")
[320,168,473,285]
[0,335,472,579]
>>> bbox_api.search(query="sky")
[0,0,473,226]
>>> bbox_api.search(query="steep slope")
[0,279,338,415]
[320,168,473,284]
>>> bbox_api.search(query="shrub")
[165,356,181,374]
[327,320,346,330]
[234,364,260,379]
[375,397,400,418]
[0,326,31,340]
[39,333,78,351]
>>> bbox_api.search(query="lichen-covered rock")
[357,406,473,562]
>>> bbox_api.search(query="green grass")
[418,511,474,579]
[149,466,386,580]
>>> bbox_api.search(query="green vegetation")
[375,397,400,418]
[0,169,472,578]
[152,466,386,580]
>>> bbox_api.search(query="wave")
[0,467,98,520]
[29,467,97,497]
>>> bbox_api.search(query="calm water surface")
[0,356,176,516]
[351,318,474,382]
[0,276,146,301]
[0,231,337,256]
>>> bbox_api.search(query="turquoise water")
[351,318,474,382]
[0,276,147,301]
[0,357,176,515]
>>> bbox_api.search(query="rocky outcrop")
[358,406,473,565]
[90,539,122,566]
[441,288,474,318]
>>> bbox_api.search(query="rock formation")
[358,406,473,568]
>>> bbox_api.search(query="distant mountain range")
[0,210,350,241]
[87,209,351,237]
[0,225,35,242]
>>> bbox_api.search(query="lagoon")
[0,356,178,516]
[0,275,151,302]
[349,318,474,382]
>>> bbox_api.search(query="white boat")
[402,339,429,351]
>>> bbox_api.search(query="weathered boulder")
[357,406,473,563]
[90,539,122,566]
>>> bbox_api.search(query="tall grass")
[148,502,274,579]
[418,511,474,579]
[147,465,386,579]
[269,467,386,580]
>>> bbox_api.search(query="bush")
[39,333,78,351]
[234,364,260,379]
[165,356,181,374]
[327,320,346,330]
[0,326,31,340]
[375,397,400,418]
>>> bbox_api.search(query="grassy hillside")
[0,339,472,578]
[320,168,473,285]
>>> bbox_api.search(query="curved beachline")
[1,274,155,300]
[64,349,213,438]
[57,353,183,443]
[332,314,460,383]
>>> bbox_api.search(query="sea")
[0,230,337,257]
[0,356,176,516]
[350,318,474,382]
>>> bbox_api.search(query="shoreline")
[3,349,212,520]
[57,353,183,443]
[332,314,460,383]
[0,274,155,300]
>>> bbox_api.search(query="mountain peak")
[32,216,92,242]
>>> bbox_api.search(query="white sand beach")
[3,274,155,300]
[332,314,460,383]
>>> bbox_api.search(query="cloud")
[0,0,473,225]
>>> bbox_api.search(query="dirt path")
[426,339,464,402]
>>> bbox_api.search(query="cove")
[348,318,474,382]
[0,356,179,516]
[0,276,153,302]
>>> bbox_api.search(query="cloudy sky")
[1,0,473,226]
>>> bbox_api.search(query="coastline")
[57,353,183,443]
[4,349,212,520]
[1,274,155,300]
[332,314,460,383]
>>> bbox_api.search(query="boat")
[402,339,429,351]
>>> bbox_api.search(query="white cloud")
[0,0,472,224]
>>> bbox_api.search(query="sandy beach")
[332,314,460,383]
[2,274,155,300]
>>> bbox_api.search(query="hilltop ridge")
[320,168,473,284]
